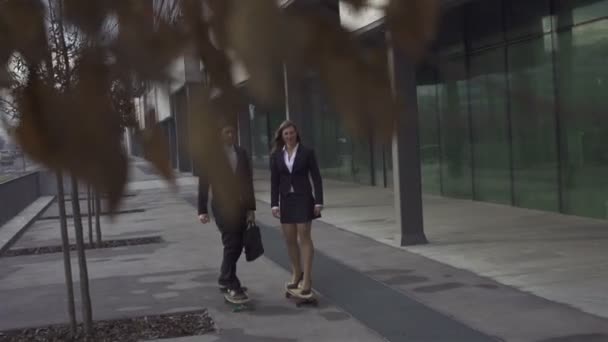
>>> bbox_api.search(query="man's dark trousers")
[217,215,247,290]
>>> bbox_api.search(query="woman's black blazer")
[270,145,323,208]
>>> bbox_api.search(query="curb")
[0,196,56,256]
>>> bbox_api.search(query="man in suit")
[198,119,256,302]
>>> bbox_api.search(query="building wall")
[417,0,608,219]
[247,102,285,169]
[242,0,608,220]
[295,75,377,185]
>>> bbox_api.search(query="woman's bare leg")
[297,222,313,290]
[281,224,302,284]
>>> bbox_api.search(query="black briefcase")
[244,222,264,262]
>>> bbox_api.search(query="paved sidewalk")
[2,162,608,341]
[0,177,385,341]
[253,169,608,321]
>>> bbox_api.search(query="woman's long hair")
[271,120,301,154]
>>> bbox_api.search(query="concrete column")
[388,38,428,246]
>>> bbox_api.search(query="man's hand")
[246,211,255,224]
[272,207,280,219]
[198,214,210,224]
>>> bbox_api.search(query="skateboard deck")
[223,289,253,312]
[285,288,318,307]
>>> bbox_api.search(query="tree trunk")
[87,185,93,246]
[56,171,77,334]
[95,191,102,247]
[70,176,94,335]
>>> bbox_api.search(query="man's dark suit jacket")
[198,145,256,230]
[270,144,323,208]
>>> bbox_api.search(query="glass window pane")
[469,48,512,204]
[417,67,442,195]
[438,57,473,198]
[508,38,559,211]
[436,8,465,56]
[372,141,386,187]
[250,105,270,168]
[352,136,372,185]
[385,144,394,188]
[334,120,352,181]
[466,0,505,50]
[556,18,608,218]
[506,0,552,40]
[556,0,608,28]
[308,78,356,182]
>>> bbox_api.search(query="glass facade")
[417,0,608,219]
[249,104,284,168]
[556,0,608,217]
[243,0,608,220]
[298,76,382,186]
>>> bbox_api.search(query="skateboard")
[285,288,318,307]
[223,289,253,312]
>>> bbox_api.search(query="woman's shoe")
[296,287,314,299]
[285,272,304,290]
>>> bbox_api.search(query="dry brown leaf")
[280,12,319,67]
[0,61,11,88]
[319,57,365,135]
[13,75,67,171]
[225,0,284,105]
[290,12,397,140]
[205,0,233,49]
[12,48,129,213]
[3,0,433,214]
[111,5,187,83]
[0,28,14,71]
[340,0,368,10]
[0,0,48,64]
[385,0,440,62]
[64,50,129,212]
[63,0,111,34]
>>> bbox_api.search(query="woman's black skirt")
[279,193,319,224]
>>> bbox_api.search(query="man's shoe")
[220,285,247,293]
[225,288,249,303]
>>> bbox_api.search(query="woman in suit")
[270,120,323,298]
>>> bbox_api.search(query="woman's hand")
[314,205,323,217]
[272,207,280,219]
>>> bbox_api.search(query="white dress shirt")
[225,145,237,173]
[284,144,299,174]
